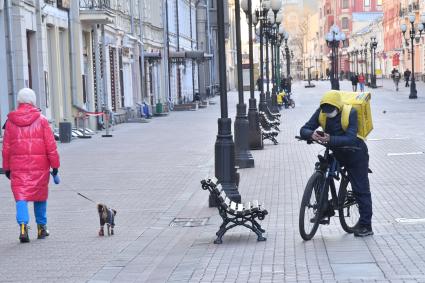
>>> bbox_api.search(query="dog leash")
[77,192,96,203]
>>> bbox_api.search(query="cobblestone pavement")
[2,79,425,282]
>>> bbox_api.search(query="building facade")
[0,0,217,133]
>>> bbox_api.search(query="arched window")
[342,17,349,29]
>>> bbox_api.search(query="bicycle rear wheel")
[299,172,325,241]
[338,178,360,233]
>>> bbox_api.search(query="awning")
[144,52,162,61]
[185,51,213,61]
[169,51,186,58]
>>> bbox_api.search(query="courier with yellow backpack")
[299,90,374,238]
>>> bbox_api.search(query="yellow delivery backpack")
[277,91,285,106]
[318,91,373,140]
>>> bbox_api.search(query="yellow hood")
[320,90,343,111]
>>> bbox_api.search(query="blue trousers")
[16,201,47,225]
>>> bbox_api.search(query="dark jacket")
[300,108,367,165]
[350,75,358,85]
[404,70,411,80]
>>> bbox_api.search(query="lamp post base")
[331,78,340,90]
[248,98,263,150]
[370,75,377,89]
[270,92,279,113]
[266,91,273,109]
[214,117,240,205]
[234,104,255,169]
[409,80,418,99]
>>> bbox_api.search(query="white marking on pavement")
[387,152,424,156]
[395,218,425,224]
[368,137,410,141]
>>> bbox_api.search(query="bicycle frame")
[315,147,347,212]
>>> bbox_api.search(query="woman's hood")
[7,104,41,127]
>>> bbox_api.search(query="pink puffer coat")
[2,103,60,201]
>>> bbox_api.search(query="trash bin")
[156,102,163,114]
[59,122,72,143]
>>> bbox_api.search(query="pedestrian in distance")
[350,73,359,92]
[391,68,401,91]
[404,68,411,87]
[2,88,60,243]
[256,77,262,91]
[358,73,365,92]
[300,91,373,237]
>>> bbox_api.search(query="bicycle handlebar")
[295,136,361,151]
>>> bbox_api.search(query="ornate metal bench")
[259,111,280,131]
[259,124,279,145]
[201,177,268,244]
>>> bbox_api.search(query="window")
[364,0,370,7]
[342,0,349,9]
[342,17,349,29]
[377,0,382,6]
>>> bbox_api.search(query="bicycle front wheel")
[338,178,360,233]
[299,172,325,241]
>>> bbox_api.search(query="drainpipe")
[35,0,46,112]
[5,0,16,109]
[138,0,145,103]
[190,0,195,99]
[165,0,171,102]
[68,0,81,108]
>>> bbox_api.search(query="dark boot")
[37,224,49,239]
[354,224,374,237]
[19,224,30,243]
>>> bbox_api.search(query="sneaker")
[354,224,374,237]
[37,225,50,239]
[19,224,30,243]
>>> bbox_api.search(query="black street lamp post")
[269,9,283,112]
[326,25,346,90]
[254,0,281,116]
[370,35,378,88]
[364,43,369,85]
[401,14,422,99]
[355,49,359,74]
[241,0,263,150]
[213,0,240,205]
[233,0,255,169]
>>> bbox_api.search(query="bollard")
[102,109,113,138]
[79,113,91,139]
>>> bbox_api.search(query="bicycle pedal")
[319,218,330,225]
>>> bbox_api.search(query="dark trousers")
[405,80,409,87]
[344,149,372,226]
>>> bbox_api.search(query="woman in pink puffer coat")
[2,88,60,243]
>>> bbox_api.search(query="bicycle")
[296,136,361,241]
[283,93,295,109]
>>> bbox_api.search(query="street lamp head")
[335,33,341,42]
[267,10,275,24]
[271,0,282,12]
[262,0,271,12]
[241,0,249,13]
[252,13,258,26]
[409,14,416,24]
[340,32,346,42]
[418,23,424,32]
[284,31,289,40]
[326,32,333,42]
[276,11,283,24]
[330,24,340,34]
[401,23,407,33]
[279,25,285,35]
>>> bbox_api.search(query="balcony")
[79,0,114,25]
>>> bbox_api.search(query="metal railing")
[79,0,111,9]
